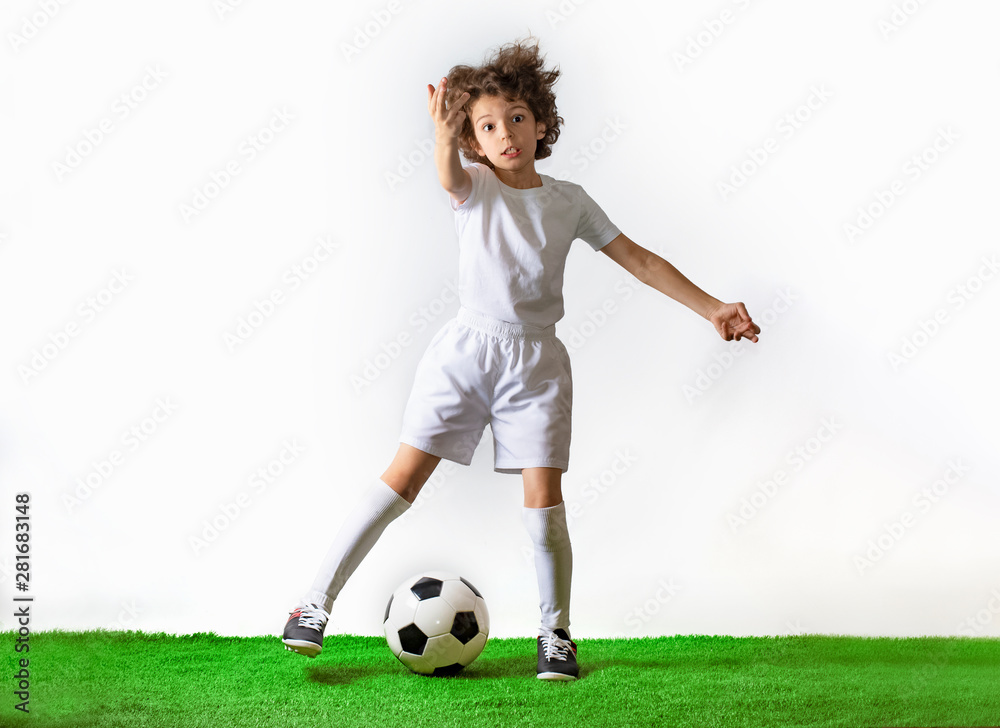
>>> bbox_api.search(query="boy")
[283,38,759,681]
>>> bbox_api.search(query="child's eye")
[483,115,524,132]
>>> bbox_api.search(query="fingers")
[427,78,445,117]
[446,93,469,124]
[734,320,760,343]
[442,86,469,120]
[428,77,470,135]
[733,302,760,342]
[436,78,446,117]
[718,315,759,342]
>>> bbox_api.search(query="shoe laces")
[294,603,328,631]
[540,630,573,662]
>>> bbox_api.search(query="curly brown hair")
[445,36,564,168]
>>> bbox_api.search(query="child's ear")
[536,122,546,139]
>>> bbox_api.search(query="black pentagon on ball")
[398,623,428,654]
[450,611,479,644]
[383,594,393,623]
[460,576,482,598]
[432,663,465,677]
[410,577,444,600]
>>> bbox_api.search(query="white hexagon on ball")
[414,596,456,637]
[439,578,477,613]
[422,633,464,668]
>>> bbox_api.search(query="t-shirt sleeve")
[449,162,482,213]
[575,186,621,251]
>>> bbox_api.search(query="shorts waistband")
[456,306,555,341]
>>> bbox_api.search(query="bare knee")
[522,467,563,508]
[381,443,441,504]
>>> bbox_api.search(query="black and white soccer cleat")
[282,602,329,658]
[536,627,578,680]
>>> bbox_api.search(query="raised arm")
[427,77,472,203]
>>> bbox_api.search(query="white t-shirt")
[449,162,621,329]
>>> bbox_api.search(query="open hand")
[427,77,470,139]
[708,301,760,343]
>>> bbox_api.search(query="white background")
[2,0,999,640]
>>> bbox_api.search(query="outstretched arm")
[600,233,760,343]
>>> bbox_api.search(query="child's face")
[469,95,546,170]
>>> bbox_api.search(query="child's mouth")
[502,148,521,158]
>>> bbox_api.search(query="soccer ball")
[383,571,489,676]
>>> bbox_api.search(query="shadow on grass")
[305,655,544,684]
[457,655,535,680]
[427,654,670,681]
[307,662,398,685]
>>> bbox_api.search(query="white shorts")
[399,306,573,474]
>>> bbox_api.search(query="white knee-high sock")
[300,477,411,614]
[521,501,572,638]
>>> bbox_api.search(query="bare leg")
[522,466,563,508]
[381,443,442,504]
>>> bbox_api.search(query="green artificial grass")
[1,631,998,727]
